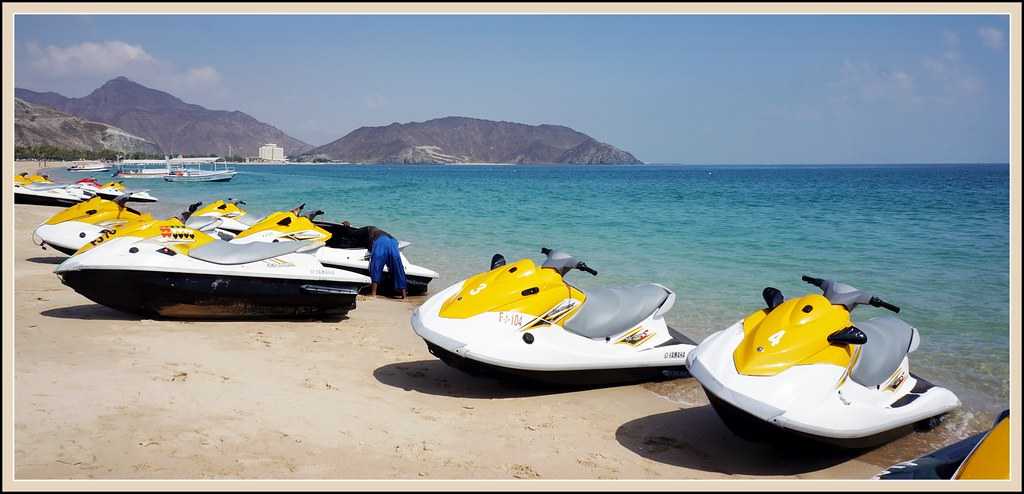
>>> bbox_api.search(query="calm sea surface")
[44,163,1011,426]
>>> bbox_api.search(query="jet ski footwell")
[58,269,360,319]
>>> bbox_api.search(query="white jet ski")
[34,198,225,256]
[228,207,439,296]
[67,178,159,203]
[14,173,93,207]
[410,248,696,386]
[55,216,370,319]
[687,275,961,448]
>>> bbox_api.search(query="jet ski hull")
[59,268,360,319]
[42,243,80,256]
[94,191,158,203]
[702,386,935,449]
[424,340,688,387]
[14,192,82,207]
[326,265,432,296]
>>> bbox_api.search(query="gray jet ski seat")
[188,239,316,265]
[184,216,220,231]
[237,214,261,227]
[850,316,919,387]
[564,284,670,339]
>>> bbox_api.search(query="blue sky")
[14,14,1011,163]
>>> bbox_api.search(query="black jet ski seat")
[850,316,921,387]
[188,239,317,265]
[564,284,671,339]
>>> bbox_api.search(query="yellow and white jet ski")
[410,248,696,386]
[34,198,222,256]
[875,409,1010,479]
[55,216,371,319]
[228,207,439,295]
[687,275,960,448]
[67,178,159,203]
[14,173,93,207]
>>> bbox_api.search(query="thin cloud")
[22,39,224,104]
[834,60,917,104]
[978,27,1005,50]
[28,40,154,77]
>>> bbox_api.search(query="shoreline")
[12,160,975,479]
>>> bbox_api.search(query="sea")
[45,162,1011,449]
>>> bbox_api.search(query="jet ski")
[687,275,960,449]
[229,207,439,296]
[14,173,94,207]
[32,197,219,256]
[55,216,371,319]
[191,198,259,237]
[67,178,159,203]
[875,409,1010,480]
[410,248,696,386]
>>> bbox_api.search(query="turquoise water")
[45,164,1011,416]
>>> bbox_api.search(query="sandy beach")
[12,162,942,480]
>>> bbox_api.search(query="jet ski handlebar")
[802,274,900,313]
[868,296,901,313]
[576,262,598,276]
[541,247,598,276]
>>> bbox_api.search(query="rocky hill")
[15,98,161,155]
[15,77,311,156]
[300,116,642,164]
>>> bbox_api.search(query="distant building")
[258,143,286,162]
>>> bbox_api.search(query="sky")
[13,14,1011,164]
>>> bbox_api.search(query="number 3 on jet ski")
[411,248,697,386]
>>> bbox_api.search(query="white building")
[258,143,286,162]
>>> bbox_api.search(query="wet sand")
[11,166,957,479]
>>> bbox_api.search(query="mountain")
[15,77,312,156]
[300,116,642,164]
[15,98,161,154]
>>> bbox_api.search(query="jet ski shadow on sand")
[615,403,869,475]
[410,248,698,389]
[372,359,581,399]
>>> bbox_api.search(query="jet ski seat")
[564,284,670,339]
[188,239,317,265]
[184,216,220,231]
[237,214,260,226]
[851,316,920,387]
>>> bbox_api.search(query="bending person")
[341,221,408,298]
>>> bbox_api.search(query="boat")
[55,217,371,319]
[163,157,236,182]
[410,248,696,386]
[875,409,1010,480]
[228,208,440,296]
[113,159,171,179]
[686,275,960,449]
[66,160,112,173]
